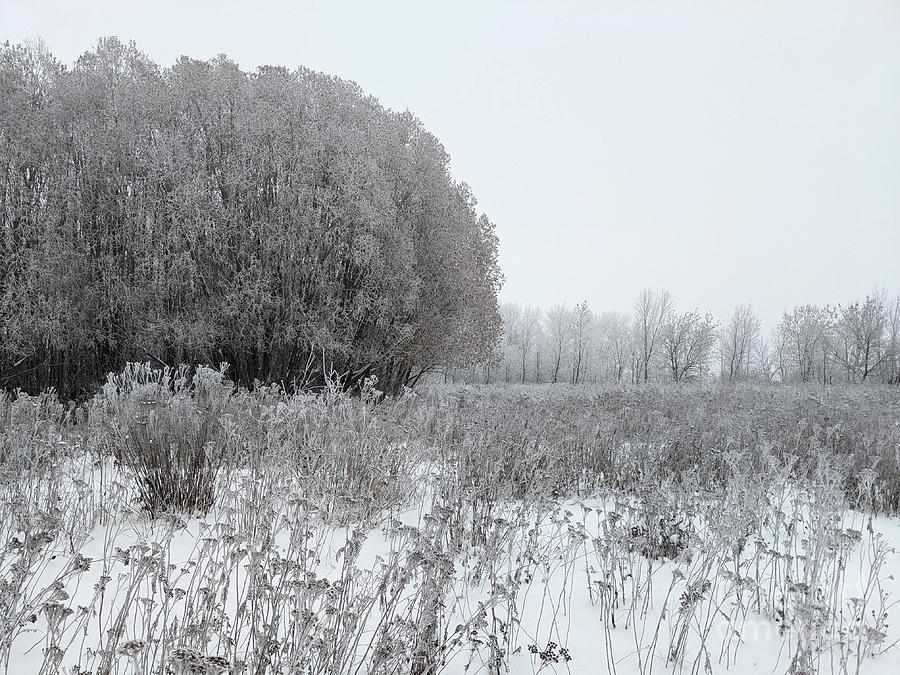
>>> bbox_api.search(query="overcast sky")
[3,0,899,328]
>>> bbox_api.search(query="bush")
[0,390,69,478]
[101,364,235,517]
[120,402,225,517]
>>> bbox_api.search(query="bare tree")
[720,303,761,380]
[834,292,890,381]
[545,304,572,384]
[495,293,899,388]
[597,311,631,383]
[753,334,777,382]
[499,302,522,383]
[888,294,900,384]
[632,289,673,382]
[662,310,718,382]
[520,306,542,383]
[570,301,593,385]
[770,325,788,382]
[779,305,831,383]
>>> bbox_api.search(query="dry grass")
[0,366,897,674]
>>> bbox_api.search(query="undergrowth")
[0,365,897,674]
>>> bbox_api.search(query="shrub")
[106,364,235,517]
[0,390,69,476]
[119,401,225,517]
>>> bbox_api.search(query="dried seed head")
[204,655,231,673]
[118,639,146,657]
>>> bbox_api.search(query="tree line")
[449,289,900,385]
[0,38,503,399]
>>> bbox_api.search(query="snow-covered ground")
[3,375,899,673]
[4,459,899,675]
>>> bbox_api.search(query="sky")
[2,0,899,328]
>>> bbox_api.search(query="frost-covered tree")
[596,311,631,383]
[833,292,891,382]
[720,303,761,381]
[518,306,542,383]
[0,39,502,396]
[779,305,832,383]
[662,310,717,382]
[545,304,572,384]
[570,301,594,385]
[632,289,673,382]
[887,295,900,384]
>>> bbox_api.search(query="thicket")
[0,38,502,399]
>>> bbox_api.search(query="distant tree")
[519,306,542,383]
[499,303,523,383]
[779,305,831,383]
[720,303,761,380]
[632,289,673,382]
[545,304,572,384]
[571,301,593,385]
[753,334,777,382]
[834,292,890,381]
[531,309,545,383]
[596,311,631,383]
[888,295,900,384]
[662,310,717,382]
[770,325,789,382]
[488,293,897,388]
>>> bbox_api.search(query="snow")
[5,459,900,674]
